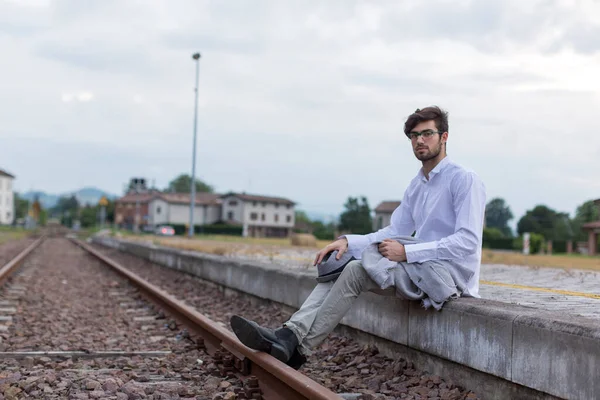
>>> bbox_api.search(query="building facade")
[115,190,296,238]
[582,199,600,255]
[147,193,221,227]
[0,169,15,225]
[220,193,296,238]
[115,192,222,230]
[372,201,401,231]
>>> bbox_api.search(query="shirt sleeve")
[404,171,486,263]
[343,190,415,258]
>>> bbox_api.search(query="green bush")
[513,233,545,254]
[552,240,568,254]
[165,224,242,236]
[484,238,515,250]
[482,227,514,250]
[483,227,504,241]
[201,224,243,236]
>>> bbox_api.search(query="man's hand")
[378,239,407,262]
[314,237,348,266]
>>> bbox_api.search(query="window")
[261,213,265,221]
[156,206,161,214]
[274,214,279,222]
[286,204,291,209]
[253,201,257,206]
[228,211,234,220]
[250,213,258,221]
[377,216,383,230]
[262,202,266,207]
[229,200,238,206]
[286,215,291,223]
[275,204,279,209]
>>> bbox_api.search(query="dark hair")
[404,106,449,137]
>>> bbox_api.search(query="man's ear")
[442,131,449,143]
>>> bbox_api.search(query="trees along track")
[0,236,342,400]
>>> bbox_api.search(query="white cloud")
[61,93,73,103]
[1,0,599,224]
[76,92,93,102]
[61,91,93,102]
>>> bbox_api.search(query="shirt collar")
[419,156,451,182]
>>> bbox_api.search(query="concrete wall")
[0,176,14,224]
[221,195,294,228]
[148,198,169,226]
[242,201,294,228]
[373,212,392,231]
[167,204,221,226]
[221,196,244,223]
[93,237,598,400]
[148,200,221,227]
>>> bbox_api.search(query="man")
[230,106,487,369]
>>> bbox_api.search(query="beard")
[414,140,443,161]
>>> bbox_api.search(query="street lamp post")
[188,52,201,238]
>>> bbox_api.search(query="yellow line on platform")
[480,280,600,300]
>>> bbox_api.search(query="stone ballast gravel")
[0,238,33,267]
[0,239,249,399]
[92,243,481,400]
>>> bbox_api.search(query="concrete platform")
[93,236,600,400]
[480,264,600,319]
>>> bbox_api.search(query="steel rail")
[0,237,45,287]
[72,239,342,400]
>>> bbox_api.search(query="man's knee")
[339,260,369,283]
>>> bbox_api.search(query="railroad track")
[0,236,342,400]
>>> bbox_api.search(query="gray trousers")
[284,260,396,355]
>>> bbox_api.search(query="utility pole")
[188,52,201,238]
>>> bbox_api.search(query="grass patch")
[121,232,600,271]
[0,227,28,244]
[123,232,331,251]
[482,249,600,271]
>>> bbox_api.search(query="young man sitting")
[230,106,487,369]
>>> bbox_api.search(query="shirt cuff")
[341,234,370,259]
[405,241,438,263]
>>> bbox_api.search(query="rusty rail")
[0,237,45,287]
[72,238,342,400]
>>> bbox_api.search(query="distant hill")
[20,187,117,209]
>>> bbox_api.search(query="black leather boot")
[230,315,299,363]
[286,347,307,370]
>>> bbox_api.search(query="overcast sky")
[1,0,599,225]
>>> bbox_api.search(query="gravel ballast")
[93,243,481,400]
[0,238,251,400]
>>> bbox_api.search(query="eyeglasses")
[406,129,442,140]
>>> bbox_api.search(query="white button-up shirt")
[344,157,487,297]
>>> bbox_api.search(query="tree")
[516,205,572,241]
[575,200,599,222]
[53,195,80,214]
[571,200,599,241]
[485,198,514,237]
[294,210,313,233]
[295,211,311,226]
[13,192,30,221]
[339,196,372,235]
[80,205,97,228]
[313,221,336,240]
[51,195,80,227]
[38,209,48,226]
[165,174,214,193]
